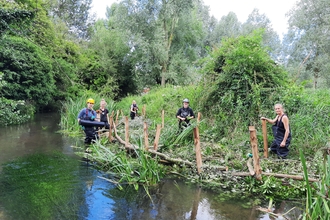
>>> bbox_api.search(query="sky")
[91,0,298,38]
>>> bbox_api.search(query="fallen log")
[230,172,319,182]
[112,121,194,167]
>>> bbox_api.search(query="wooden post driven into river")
[115,110,119,126]
[153,124,161,151]
[249,126,262,180]
[144,122,149,150]
[125,116,129,148]
[194,112,202,174]
[161,110,165,128]
[261,119,268,158]
[108,115,113,141]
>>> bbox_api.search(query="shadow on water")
[0,113,303,220]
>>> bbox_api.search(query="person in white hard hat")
[176,98,195,130]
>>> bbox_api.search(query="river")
[0,113,302,220]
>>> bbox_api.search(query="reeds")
[89,141,166,190]
[59,94,116,135]
[300,149,330,219]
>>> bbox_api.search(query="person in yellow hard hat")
[77,98,98,144]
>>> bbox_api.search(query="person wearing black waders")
[130,100,139,120]
[176,98,195,131]
[99,99,109,129]
[77,98,99,144]
[261,103,291,159]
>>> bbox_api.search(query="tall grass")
[300,149,330,220]
[59,92,116,135]
[89,141,166,190]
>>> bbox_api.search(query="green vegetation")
[0,153,83,220]
[2,0,330,217]
[301,151,330,220]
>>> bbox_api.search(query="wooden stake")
[197,112,201,123]
[125,116,129,148]
[142,104,146,118]
[144,122,149,151]
[262,119,269,158]
[115,110,119,126]
[193,127,202,174]
[249,126,262,180]
[161,110,165,128]
[153,124,161,151]
[108,115,113,141]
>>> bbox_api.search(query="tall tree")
[284,0,330,88]
[242,9,281,61]
[108,0,204,87]
[207,12,242,47]
[45,0,94,39]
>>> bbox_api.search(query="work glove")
[91,115,95,121]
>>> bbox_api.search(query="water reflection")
[0,113,76,167]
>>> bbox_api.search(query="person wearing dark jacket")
[261,103,291,159]
[130,100,139,120]
[99,99,109,129]
[176,98,195,130]
[77,98,98,144]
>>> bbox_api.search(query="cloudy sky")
[91,0,298,38]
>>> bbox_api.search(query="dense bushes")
[0,36,55,108]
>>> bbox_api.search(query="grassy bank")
[60,85,330,204]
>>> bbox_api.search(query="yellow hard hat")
[86,98,95,104]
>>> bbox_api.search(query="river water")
[0,113,302,220]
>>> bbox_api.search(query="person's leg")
[277,145,289,158]
[84,128,92,144]
[270,141,278,155]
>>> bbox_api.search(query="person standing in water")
[99,99,109,129]
[77,98,98,144]
[261,103,291,159]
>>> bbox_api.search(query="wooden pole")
[193,127,202,174]
[144,122,149,151]
[262,119,269,158]
[108,115,113,141]
[125,116,129,148]
[161,110,165,128]
[249,126,262,180]
[143,104,146,118]
[153,124,162,151]
[197,112,201,123]
[115,110,119,126]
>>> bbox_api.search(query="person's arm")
[188,108,195,119]
[176,109,185,120]
[130,105,134,112]
[280,116,290,147]
[77,109,84,122]
[261,115,278,124]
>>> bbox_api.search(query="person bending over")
[261,103,291,159]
